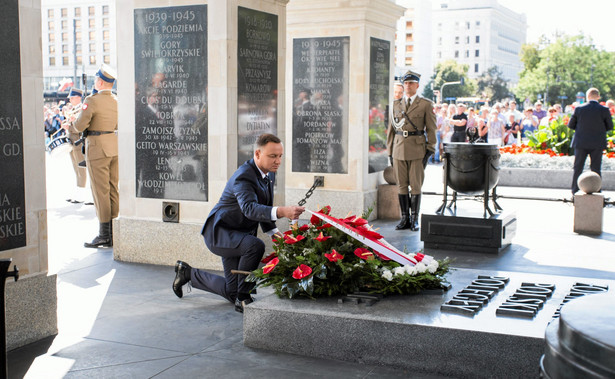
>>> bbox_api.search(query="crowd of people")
[428,98,615,163]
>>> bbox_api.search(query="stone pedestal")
[421,211,517,254]
[377,184,399,220]
[573,193,603,235]
[0,0,57,350]
[285,0,403,219]
[115,0,289,267]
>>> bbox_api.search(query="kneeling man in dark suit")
[173,134,305,312]
[568,88,614,195]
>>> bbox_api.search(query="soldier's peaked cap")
[96,64,116,83]
[68,88,83,97]
[402,70,421,83]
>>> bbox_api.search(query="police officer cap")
[68,88,83,97]
[402,70,421,83]
[96,64,117,83]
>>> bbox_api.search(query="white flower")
[415,262,427,274]
[428,261,439,274]
[404,265,417,276]
[393,266,406,276]
[382,270,393,281]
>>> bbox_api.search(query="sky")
[497,0,615,52]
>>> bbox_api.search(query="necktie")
[262,175,270,203]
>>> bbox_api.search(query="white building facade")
[41,0,117,92]
[394,0,433,80]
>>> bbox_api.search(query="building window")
[89,42,96,53]
[89,55,96,65]
[49,57,55,66]
[61,32,68,42]
[102,5,109,15]
[88,6,95,16]
[438,37,442,45]
[455,36,459,44]
[103,30,110,40]
[62,44,68,54]
[476,21,480,27]
[466,22,470,29]
[61,8,67,17]
[465,50,469,58]
[89,31,95,40]
[475,49,480,57]
[406,21,413,29]
[454,50,459,58]
[75,31,82,41]
[48,21,54,30]
[75,19,81,29]
[103,55,110,64]
[76,44,82,53]
[48,9,54,18]
[76,55,82,65]
[49,45,55,54]
[74,7,81,17]
[61,20,67,29]
[475,63,479,73]
[49,33,55,42]
[62,56,69,65]
[405,57,413,66]
[103,42,110,53]
[476,35,480,43]
[406,33,413,43]
[465,36,470,44]
[89,18,95,28]
[102,18,109,28]
[437,51,442,59]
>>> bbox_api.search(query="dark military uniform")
[386,71,436,231]
[70,65,118,248]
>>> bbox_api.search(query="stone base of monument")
[541,292,615,378]
[420,211,517,254]
[377,184,400,220]
[243,269,612,378]
[573,193,603,235]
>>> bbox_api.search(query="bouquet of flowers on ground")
[247,206,451,299]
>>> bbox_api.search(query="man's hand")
[422,150,433,169]
[389,155,394,166]
[277,206,305,220]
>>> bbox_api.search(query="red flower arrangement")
[263,258,279,274]
[314,232,332,242]
[324,249,344,262]
[284,234,305,244]
[292,264,312,279]
[354,247,374,260]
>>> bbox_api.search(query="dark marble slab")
[0,0,26,251]
[134,5,208,201]
[292,36,349,173]
[368,37,390,174]
[237,7,278,166]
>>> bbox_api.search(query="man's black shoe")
[84,235,112,248]
[234,297,254,313]
[173,260,192,298]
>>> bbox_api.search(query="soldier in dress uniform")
[62,88,90,204]
[386,70,437,231]
[69,64,119,248]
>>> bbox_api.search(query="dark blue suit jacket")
[201,159,276,249]
[568,100,614,150]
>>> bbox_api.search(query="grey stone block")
[377,184,400,220]
[574,193,603,235]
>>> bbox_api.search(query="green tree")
[515,34,615,106]
[476,66,510,103]
[422,60,476,102]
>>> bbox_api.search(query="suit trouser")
[87,155,119,222]
[394,158,424,195]
[572,147,603,194]
[69,146,87,187]
[192,234,265,303]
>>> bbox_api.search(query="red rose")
[263,258,279,274]
[292,264,312,279]
[354,247,374,260]
[324,249,344,262]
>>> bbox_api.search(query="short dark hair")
[255,133,281,148]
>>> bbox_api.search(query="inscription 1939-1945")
[0,0,26,251]
[134,5,208,202]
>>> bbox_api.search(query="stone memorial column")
[1,0,57,350]
[115,0,288,267]
[285,0,403,218]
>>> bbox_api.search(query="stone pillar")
[285,0,403,219]
[1,0,57,350]
[115,0,288,268]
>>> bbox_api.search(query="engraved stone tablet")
[368,38,390,173]
[0,0,26,251]
[134,5,208,201]
[292,37,349,173]
[237,7,278,166]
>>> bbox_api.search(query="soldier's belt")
[395,130,424,137]
[87,130,115,136]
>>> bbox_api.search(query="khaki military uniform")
[65,104,87,188]
[386,96,437,195]
[70,90,119,223]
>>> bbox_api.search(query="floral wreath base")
[247,206,451,299]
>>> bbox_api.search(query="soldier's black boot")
[410,194,421,231]
[395,194,411,230]
[84,222,112,248]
